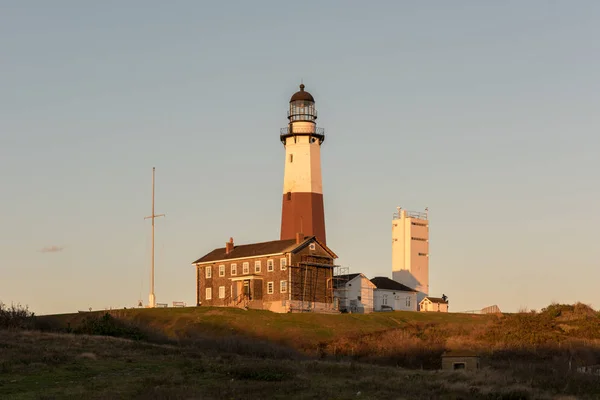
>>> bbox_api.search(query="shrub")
[0,302,35,329]
[73,313,146,340]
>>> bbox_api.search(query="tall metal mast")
[144,167,165,308]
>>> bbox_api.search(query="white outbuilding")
[333,273,375,313]
[370,276,418,312]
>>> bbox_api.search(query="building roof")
[370,277,417,292]
[332,273,361,289]
[334,273,361,281]
[290,84,315,103]
[192,238,297,264]
[442,350,479,358]
[421,296,449,304]
[192,236,336,264]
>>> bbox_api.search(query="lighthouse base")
[280,192,326,244]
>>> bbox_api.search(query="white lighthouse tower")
[280,83,327,244]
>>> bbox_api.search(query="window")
[267,259,274,272]
[219,264,225,277]
[280,280,287,293]
[267,281,274,295]
[280,258,287,271]
[453,363,466,370]
[406,297,411,307]
[231,263,237,276]
[411,222,428,227]
[411,237,427,242]
[205,266,212,279]
[205,287,212,300]
[254,260,261,273]
[289,154,293,163]
[218,286,225,299]
[382,295,388,306]
[242,262,249,274]
[418,253,428,256]
[309,243,316,251]
[287,192,292,201]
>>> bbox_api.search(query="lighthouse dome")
[290,84,315,103]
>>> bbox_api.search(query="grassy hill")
[2,302,598,398]
[0,329,596,400]
[39,307,491,353]
[39,304,600,359]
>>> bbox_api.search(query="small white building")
[370,276,418,312]
[334,273,375,313]
[419,296,449,312]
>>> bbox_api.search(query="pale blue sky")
[1,1,599,315]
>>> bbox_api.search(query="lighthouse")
[280,83,327,244]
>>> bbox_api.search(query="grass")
[3,302,599,399]
[39,307,491,352]
[2,329,594,400]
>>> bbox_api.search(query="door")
[243,280,251,299]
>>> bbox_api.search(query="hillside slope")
[2,329,596,400]
[40,307,490,351]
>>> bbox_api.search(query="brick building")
[192,234,338,313]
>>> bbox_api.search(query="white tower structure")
[280,83,327,244]
[392,207,429,303]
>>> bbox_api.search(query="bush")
[73,313,147,340]
[0,302,35,329]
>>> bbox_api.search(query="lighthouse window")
[290,154,293,163]
[287,192,292,201]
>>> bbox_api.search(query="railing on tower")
[280,126,325,144]
[393,210,428,220]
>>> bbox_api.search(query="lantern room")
[288,84,317,123]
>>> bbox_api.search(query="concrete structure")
[420,296,449,312]
[392,207,429,303]
[370,276,418,312]
[577,365,600,376]
[280,84,327,244]
[442,351,480,371]
[192,235,338,313]
[333,273,375,313]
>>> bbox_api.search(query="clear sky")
[1,1,599,315]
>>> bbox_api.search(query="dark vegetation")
[2,301,600,399]
[0,302,36,330]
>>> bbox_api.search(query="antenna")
[144,167,165,308]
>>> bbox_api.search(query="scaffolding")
[288,255,341,313]
[333,265,350,312]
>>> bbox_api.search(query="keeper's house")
[192,234,338,313]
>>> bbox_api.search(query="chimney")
[296,232,304,244]
[225,237,234,254]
